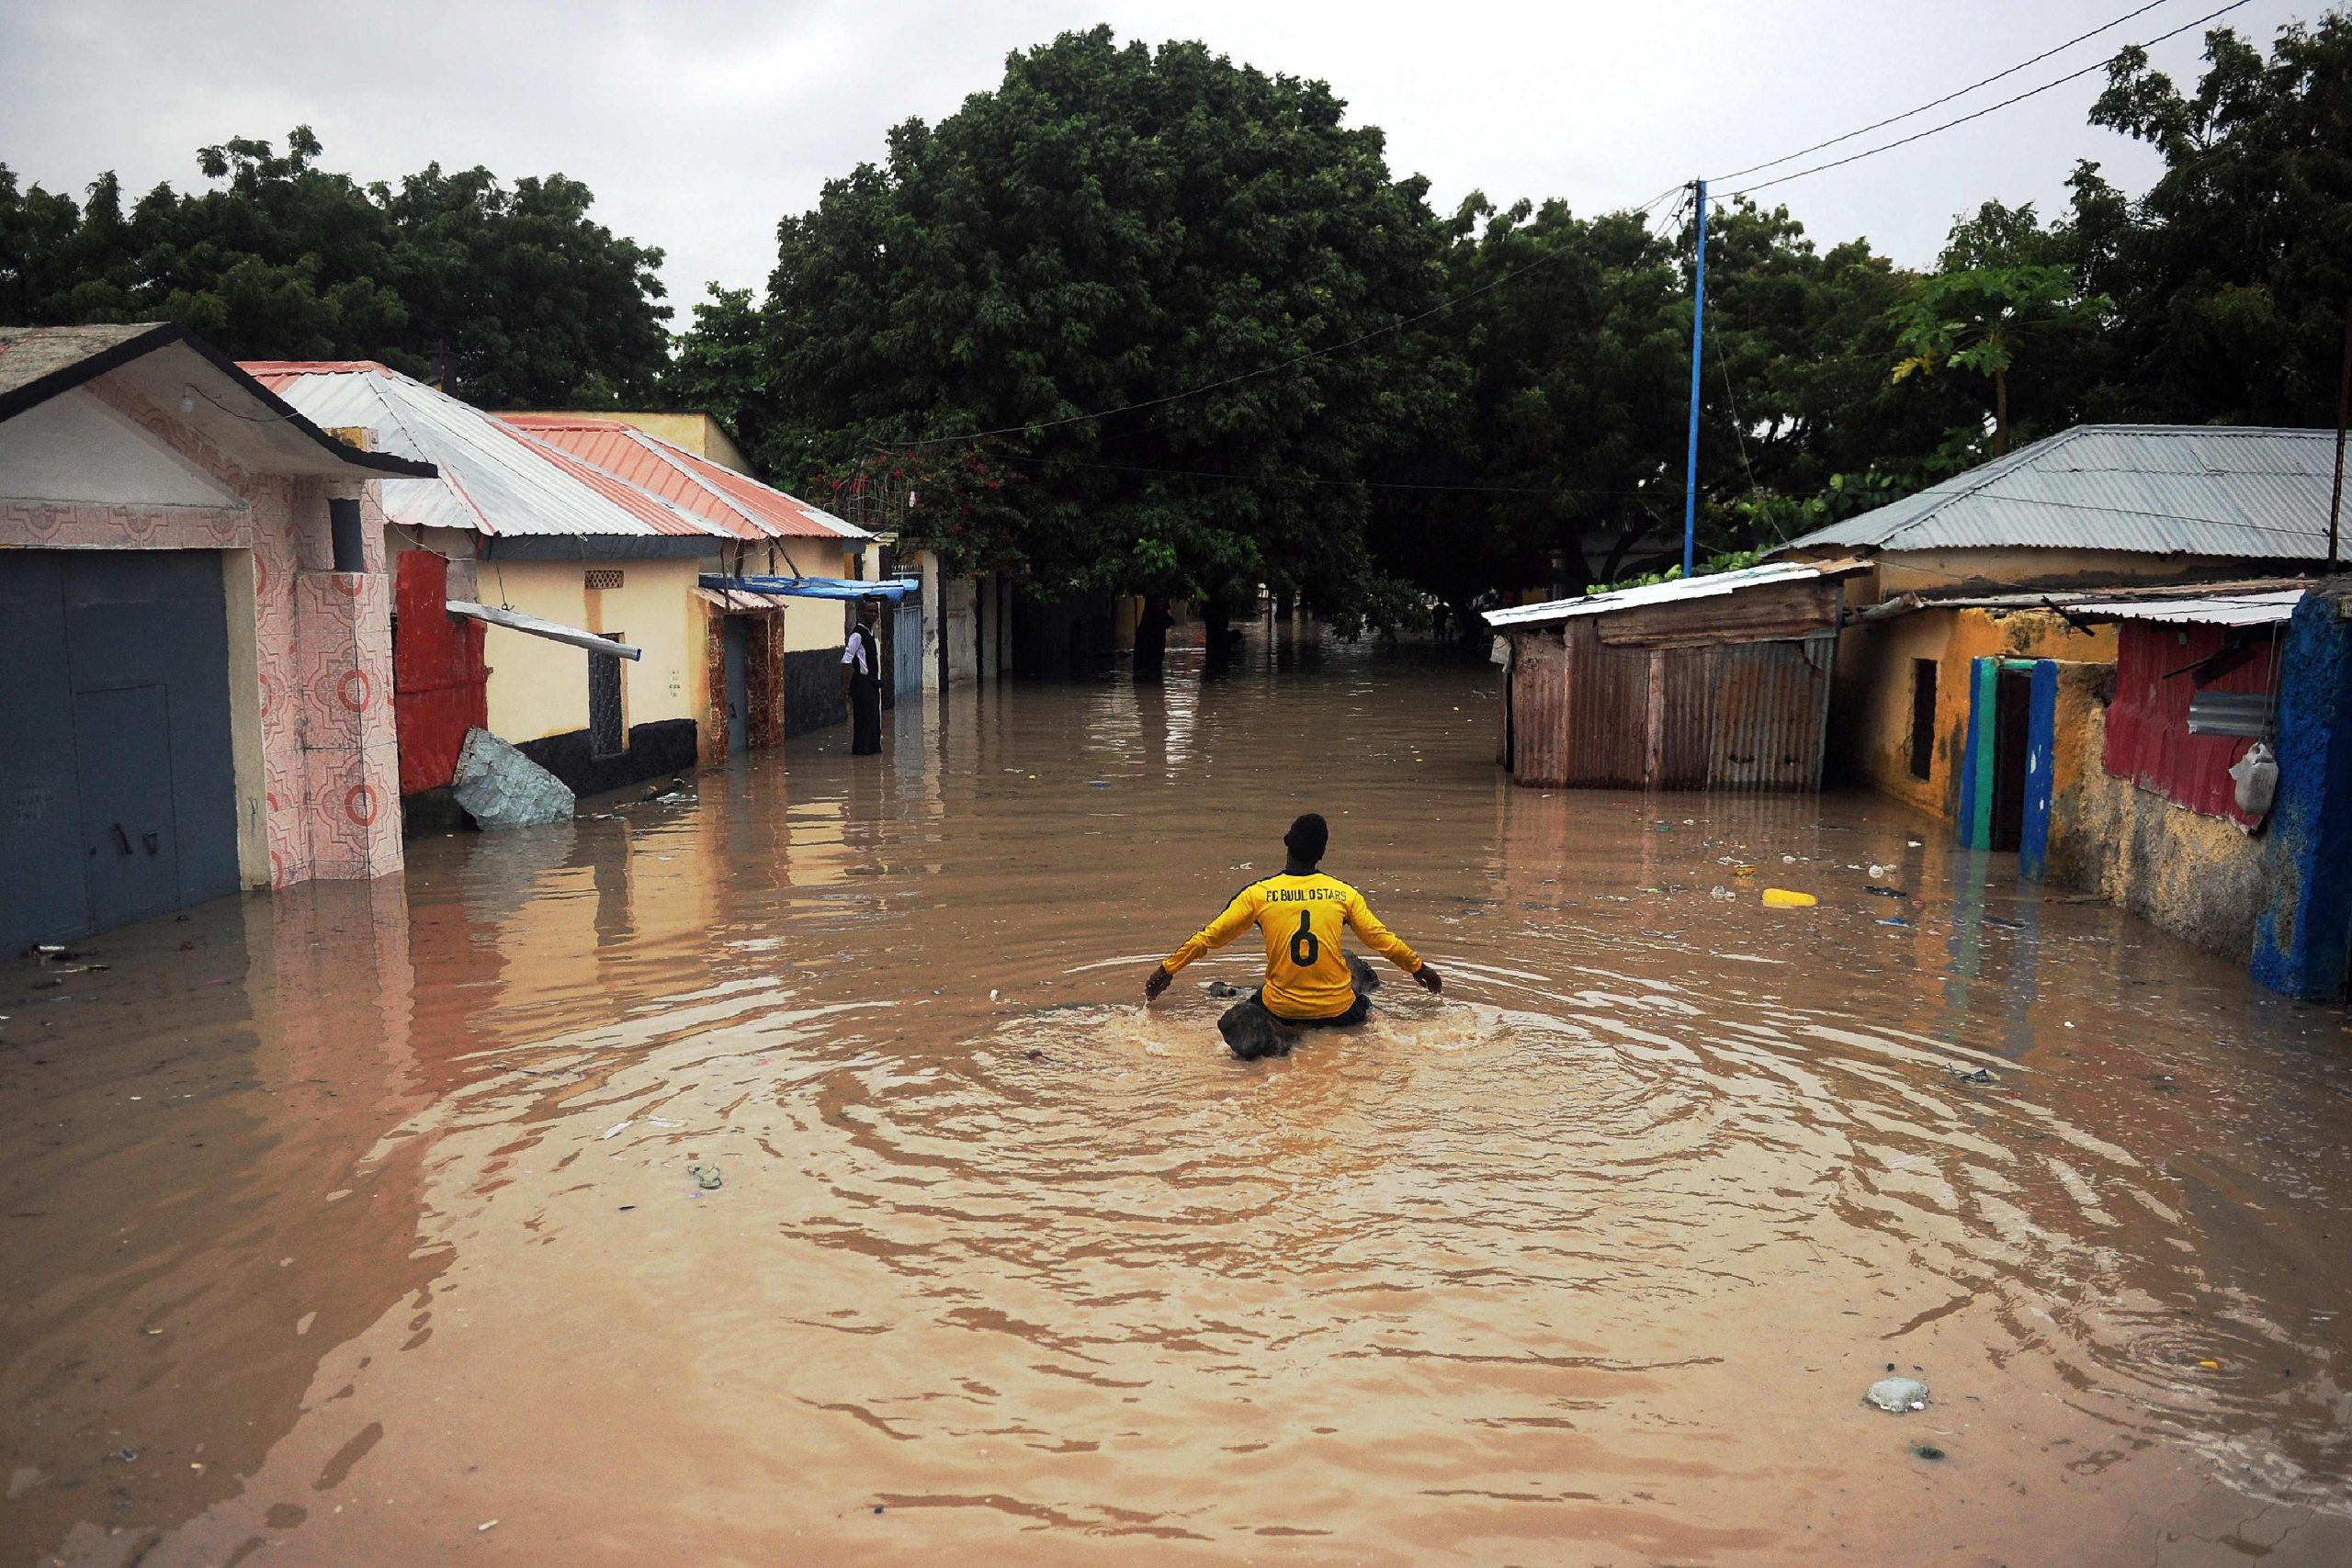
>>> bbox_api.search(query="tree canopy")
[9,16,2345,628]
[0,127,671,407]
[699,27,1454,621]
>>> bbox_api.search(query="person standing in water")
[1145,813,1440,1057]
[843,599,884,756]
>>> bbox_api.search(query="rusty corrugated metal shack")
[1484,561,1867,790]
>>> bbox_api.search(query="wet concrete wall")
[2023,659,2276,961]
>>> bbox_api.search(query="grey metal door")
[74,685,182,929]
[893,602,923,697]
[0,550,237,951]
[0,554,91,945]
[722,617,749,753]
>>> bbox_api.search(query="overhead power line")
[1713,0,2178,185]
[1717,0,2253,198]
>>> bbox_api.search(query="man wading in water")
[843,599,883,756]
[1145,813,1440,1059]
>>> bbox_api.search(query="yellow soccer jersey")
[1160,873,1422,1021]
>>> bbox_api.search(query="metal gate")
[0,551,239,950]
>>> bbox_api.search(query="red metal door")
[392,551,488,795]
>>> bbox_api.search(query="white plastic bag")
[2230,741,2278,820]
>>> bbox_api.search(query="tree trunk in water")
[1132,596,1172,684]
[1203,601,1233,681]
[1993,369,2009,457]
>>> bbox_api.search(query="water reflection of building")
[0,881,441,1560]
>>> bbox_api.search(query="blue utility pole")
[1681,178,1707,579]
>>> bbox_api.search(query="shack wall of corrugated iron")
[1709,634,1834,790]
[1508,632,1573,786]
[1508,626,1834,792]
[1559,618,1645,787]
[2102,620,2278,823]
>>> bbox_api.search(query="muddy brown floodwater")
[5,636,2352,1568]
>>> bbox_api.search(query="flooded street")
[5,636,2351,1567]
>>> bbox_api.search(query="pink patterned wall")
[2,371,402,889]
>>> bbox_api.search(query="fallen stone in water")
[1865,1376,1929,1413]
[451,728,573,829]
[1203,980,1250,999]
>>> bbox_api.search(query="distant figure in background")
[1145,812,1441,1060]
[844,599,884,755]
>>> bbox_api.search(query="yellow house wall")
[477,556,710,745]
[774,539,856,653]
[1835,606,2114,822]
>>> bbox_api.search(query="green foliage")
[816,444,1028,580]
[678,27,1452,626]
[2074,15,2352,423]
[0,129,670,406]
[1589,548,1764,596]
[665,17,2350,628]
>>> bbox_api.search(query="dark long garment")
[849,626,883,755]
[850,671,882,754]
[1216,987,1372,1062]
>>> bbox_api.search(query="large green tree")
[687,27,1453,632]
[2067,16,2352,424]
[0,128,671,407]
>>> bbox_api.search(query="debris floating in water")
[1762,888,1816,908]
[1865,1376,1930,1413]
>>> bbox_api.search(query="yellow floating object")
[1733,864,1758,878]
[2197,1359,2221,1370]
[1761,888,1817,908]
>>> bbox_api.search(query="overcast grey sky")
[1,0,2322,320]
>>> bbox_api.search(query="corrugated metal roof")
[1484,559,1860,629]
[2061,588,2306,626]
[244,362,722,540]
[1783,424,2340,560]
[504,416,866,542]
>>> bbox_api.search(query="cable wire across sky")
[1714,0,2254,198]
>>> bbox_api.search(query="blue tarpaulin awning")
[699,573,920,603]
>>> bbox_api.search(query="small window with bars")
[589,635,627,757]
[584,568,625,591]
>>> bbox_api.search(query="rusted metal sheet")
[1508,631,1572,786]
[1562,618,1646,787]
[1506,624,1835,792]
[2103,619,2277,824]
[1710,634,1834,790]
[1595,577,1841,649]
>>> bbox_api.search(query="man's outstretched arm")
[1145,886,1262,1001]
[1346,893,1442,993]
